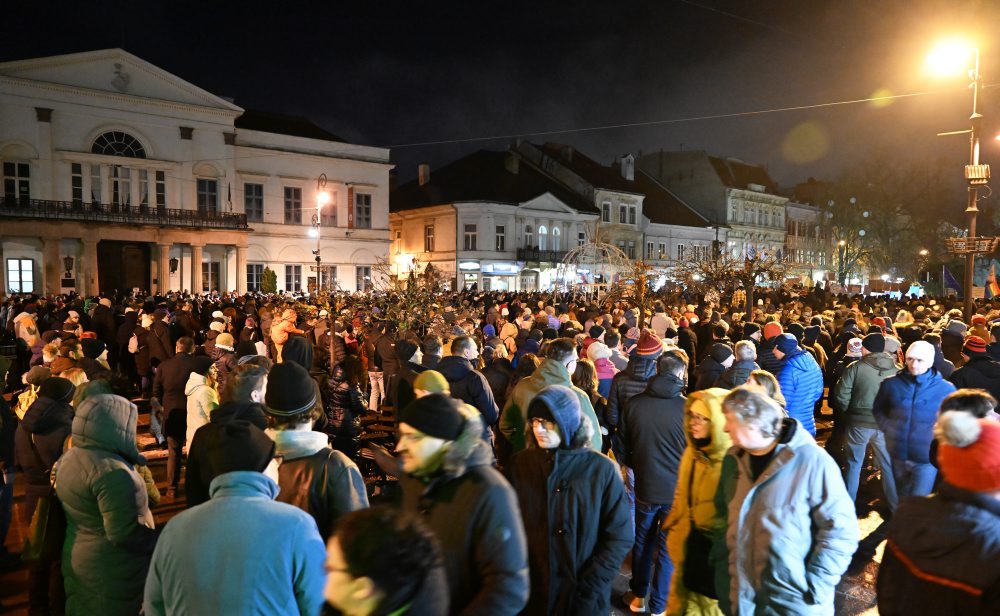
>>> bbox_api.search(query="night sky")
[5,0,1000,194]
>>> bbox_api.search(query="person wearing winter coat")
[324,358,366,459]
[619,351,689,616]
[147,309,174,369]
[714,340,758,389]
[15,377,75,615]
[873,340,957,499]
[940,319,968,368]
[717,387,859,615]
[662,387,732,616]
[500,338,603,460]
[694,343,733,392]
[877,410,1000,615]
[506,385,632,615]
[56,393,159,616]
[833,333,900,510]
[773,333,825,436]
[270,308,303,363]
[263,362,368,541]
[922,332,956,379]
[184,356,219,448]
[948,336,1000,401]
[396,394,529,615]
[132,314,154,396]
[437,336,499,442]
[211,332,238,395]
[586,341,617,399]
[144,421,326,616]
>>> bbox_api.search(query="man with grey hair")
[716,387,858,615]
[715,340,759,389]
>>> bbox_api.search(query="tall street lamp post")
[313,173,331,292]
[930,41,994,321]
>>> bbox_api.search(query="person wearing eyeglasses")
[506,385,632,615]
[323,506,449,615]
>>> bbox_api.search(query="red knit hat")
[937,412,1000,492]
[762,322,783,340]
[964,335,988,356]
[871,316,886,331]
[635,329,663,357]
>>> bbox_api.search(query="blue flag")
[943,265,962,294]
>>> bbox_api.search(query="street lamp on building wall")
[313,174,331,292]
[929,40,995,320]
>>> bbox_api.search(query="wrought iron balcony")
[0,198,249,230]
[516,248,567,263]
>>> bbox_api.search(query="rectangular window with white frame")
[495,225,506,251]
[629,205,636,225]
[424,224,435,252]
[464,224,478,251]
[3,162,30,205]
[395,230,402,254]
[602,201,610,222]
[285,264,302,292]
[90,164,101,204]
[677,244,686,260]
[284,186,303,224]
[244,183,264,222]
[6,258,33,293]
[321,190,337,227]
[247,263,264,292]
[197,178,217,214]
[627,240,635,259]
[354,192,372,229]
[138,169,149,210]
[647,242,654,260]
[658,242,666,258]
[356,266,372,292]
[578,231,586,247]
[202,261,221,292]
[155,170,166,210]
[71,163,84,207]
[619,205,627,224]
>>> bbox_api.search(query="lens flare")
[781,121,830,164]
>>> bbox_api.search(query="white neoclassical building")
[0,49,391,295]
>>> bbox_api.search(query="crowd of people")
[1,284,999,615]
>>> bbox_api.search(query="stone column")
[191,244,204,294]
[43,237,60,295]
[157,243,171,294]
[82,239,99,296]
[236,245,248,294]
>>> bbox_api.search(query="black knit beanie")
[39,377,76,404]
[265,362,318,416]
[399,393,466,440]
[203,420,275,475]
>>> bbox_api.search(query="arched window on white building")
[552,226,561,251]
[538,225,547,250]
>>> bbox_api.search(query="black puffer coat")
[14,395,73,517]
[324,366,364,458]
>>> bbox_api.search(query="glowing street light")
[928,38,990,321]
[312,173,329,292]
[926,39,975,76]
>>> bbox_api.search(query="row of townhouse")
[390,142,832,292]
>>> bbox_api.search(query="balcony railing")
[517,248,567,262]
[0,198,249,230]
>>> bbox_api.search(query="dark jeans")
[28,557,64,615]
[166,435,184,489]
[630,498,673,613]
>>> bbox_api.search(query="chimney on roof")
[620,154,635,181]
[505,152,520,175]
[418,163,430,186]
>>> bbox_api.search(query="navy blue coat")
[872,368,956,464]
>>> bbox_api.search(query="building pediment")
[520,193,578,214]
[0,49,242,112]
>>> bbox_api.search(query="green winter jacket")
[55,394,158,616]
[499,359,603,454]
[833,352,899,428]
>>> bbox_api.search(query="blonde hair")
[42,343,59,362]
[60,367,90,387]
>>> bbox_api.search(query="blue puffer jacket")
[777,349,824,435]
[872,368,956,464]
